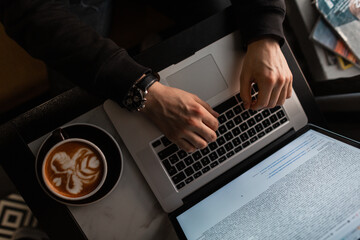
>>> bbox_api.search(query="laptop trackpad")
[166,54,228,102]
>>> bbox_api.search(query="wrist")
[247,37,280,51]
[139,81,162,113]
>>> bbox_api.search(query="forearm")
[0,0,149,102]
[230,0,286,46]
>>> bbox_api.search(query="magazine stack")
[310,0,360,70]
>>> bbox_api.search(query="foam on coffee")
[43,140,105,198]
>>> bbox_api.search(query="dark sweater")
[230,0,286,46]
[0,0,285,105]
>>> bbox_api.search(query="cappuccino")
[42,138,107,200]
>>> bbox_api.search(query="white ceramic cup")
[42,138,108,201]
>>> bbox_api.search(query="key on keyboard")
[151,86,289,190]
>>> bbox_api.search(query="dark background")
[0,0,359,199]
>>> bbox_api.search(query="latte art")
[51,148,101,194]
[43,141,105,198]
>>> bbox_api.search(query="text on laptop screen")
[177,129,360,240]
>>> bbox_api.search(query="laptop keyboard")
[151,86,289,190]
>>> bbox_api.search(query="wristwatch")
[122,72,159,112]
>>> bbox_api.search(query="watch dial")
[124,87,146,111]
[133,94,141,103]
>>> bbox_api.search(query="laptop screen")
[176,129,360,240]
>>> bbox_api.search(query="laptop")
[103,31,308,213]
[169,124,360,239]
[103,30,360,239]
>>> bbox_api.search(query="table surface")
[0,6,325,240]
[28,106,178,240]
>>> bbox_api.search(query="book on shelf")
[324,49,338,66]
[315,0,360,60]
[309,17,360,68]
[322,48,354,70]
[337,55,354,70]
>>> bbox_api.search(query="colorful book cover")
[315,0,360,60]
[337,55,354,69]
[310,17,360,67]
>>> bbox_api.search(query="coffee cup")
[42,136,108,201]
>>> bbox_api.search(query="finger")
[287,74,293,98]
[276,82,288,106]
[200,111,219,132]
[267,80,285,108]
[193,123,217,143]
[194,98,219,131]
[202,113,219,132]
[251,80,274,110]
[252,87,271,110]
[195,97,219,118]
[240,71,253,109]
[176,138,196,153]
[184,131,208,150]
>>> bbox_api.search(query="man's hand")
[240,38,292,110]
[141,82,219,152]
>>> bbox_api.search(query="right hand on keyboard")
[140,82,219,153]
[240,38,293,111]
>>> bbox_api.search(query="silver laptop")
[103,31,308,213]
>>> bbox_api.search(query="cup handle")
[51,128,69,141]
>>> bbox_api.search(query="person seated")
[0,0,291,152]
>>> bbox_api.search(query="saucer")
[35,123,123,206]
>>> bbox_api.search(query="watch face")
[125,87,145,111]
[132,91,142,104]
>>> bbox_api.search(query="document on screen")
[177,130,360,240]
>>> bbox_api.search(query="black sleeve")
[0,0,150,104]
[230,0,286,47]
